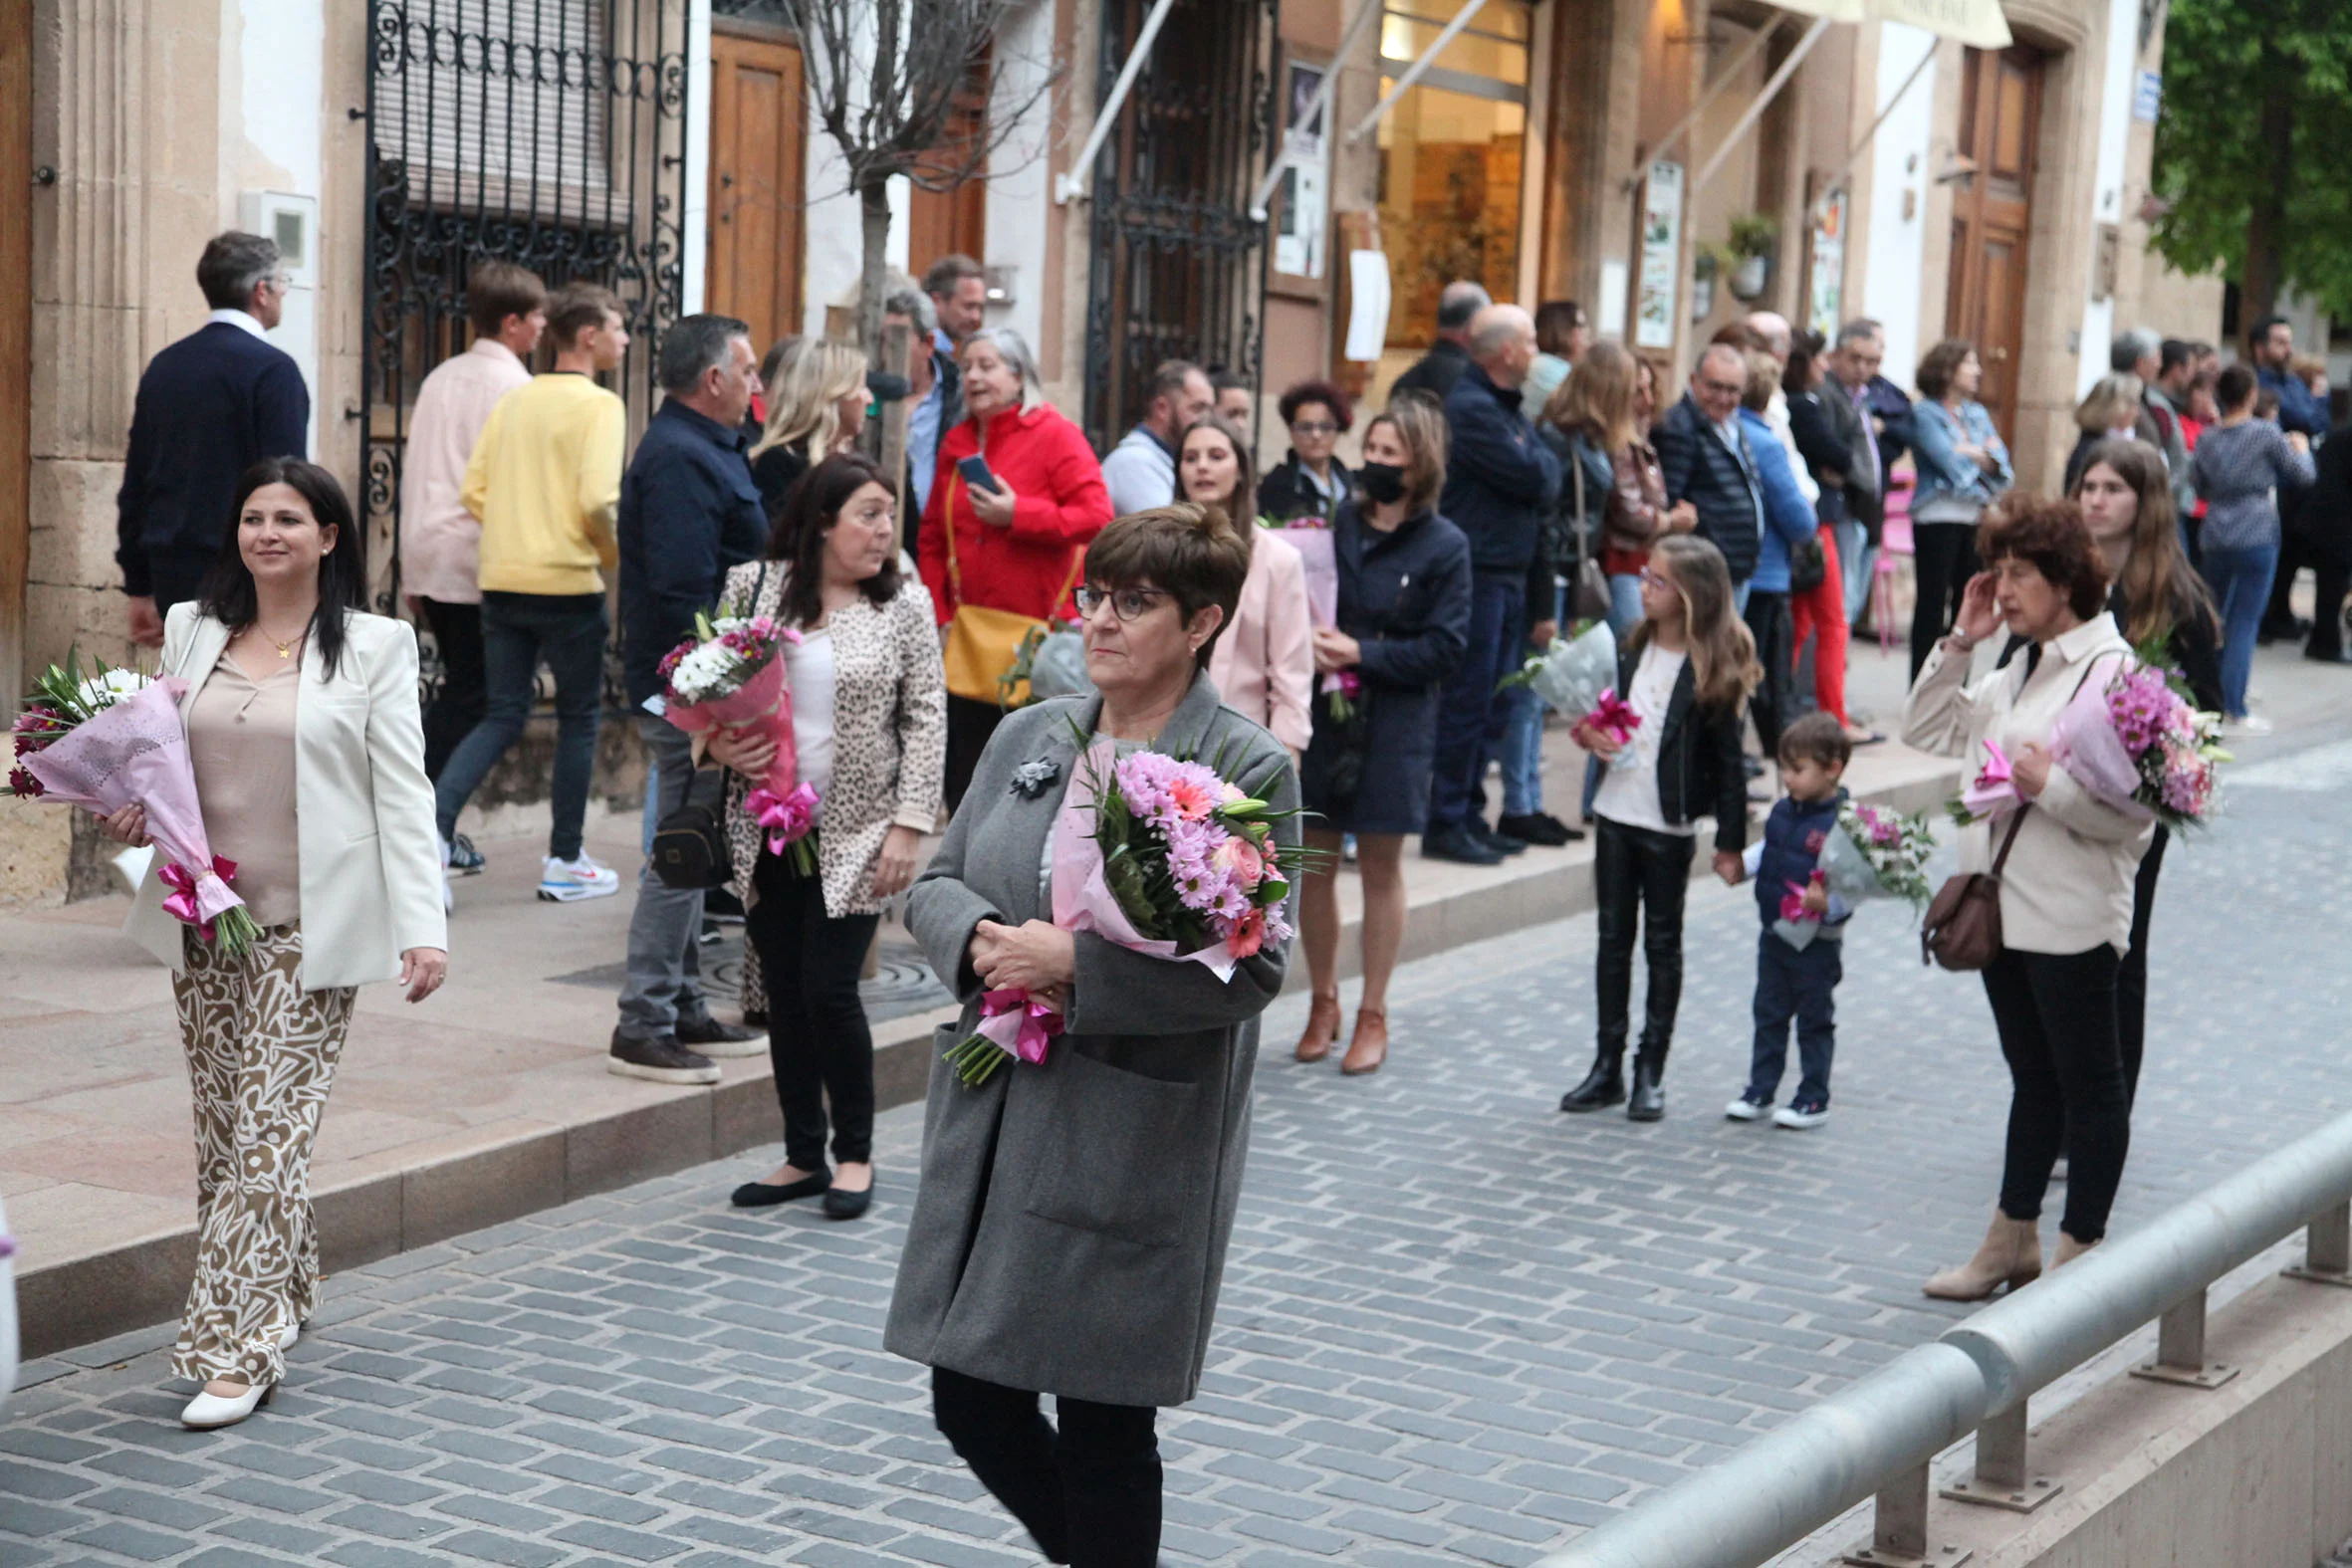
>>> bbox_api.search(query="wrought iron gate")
[1081,0,1280,453]
[361,0,689,625]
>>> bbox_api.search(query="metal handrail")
[1535,1109,2352,1568]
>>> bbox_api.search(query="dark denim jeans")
[613,716,711,1040]
[433,590,606,861]
[1592,815,1696,1059]
[1428,570,1527,831]
[2201,540,2279,717]
[1746,929,1841,1106]
[419,597,487,784]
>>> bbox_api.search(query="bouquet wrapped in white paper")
[1498,619,1618,715]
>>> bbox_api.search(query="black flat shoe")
[731,1170,830,1208]
[822,1179,874,1221]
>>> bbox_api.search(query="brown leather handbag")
[1921,808,2026,972]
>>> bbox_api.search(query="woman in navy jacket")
[1294,401,1472,1076]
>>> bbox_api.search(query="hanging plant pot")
[1729,254,1771,302]
[1691,274,1717,322]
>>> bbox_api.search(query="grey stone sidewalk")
[4,741,2349,1567]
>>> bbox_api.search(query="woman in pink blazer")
[1180,416,1314,756]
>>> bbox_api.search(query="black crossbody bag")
[649,564,767,891]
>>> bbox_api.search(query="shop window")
[1375,0,1529,377]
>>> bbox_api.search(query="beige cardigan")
[1206,530,1315,753]
[1901,612,2153,954]
[126,604,448,990]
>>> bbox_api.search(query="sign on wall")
[1275,63,1330,280]
[1634,161,1683,350]
[1806,186,1848,339]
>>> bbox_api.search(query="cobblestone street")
[5,729,2351,1568]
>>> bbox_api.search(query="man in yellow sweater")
[433,282,630,904]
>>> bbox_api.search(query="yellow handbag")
[939,477,1081,707]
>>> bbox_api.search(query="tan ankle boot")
[2051,1232,2099,1268]
[1340,1008,1388,1076]
[1923,1212,2043,1300]
[1295,993,1342,1063]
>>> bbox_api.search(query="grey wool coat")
[887,671,1297,1409]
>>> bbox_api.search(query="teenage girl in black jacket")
[1559,535,1761,1121]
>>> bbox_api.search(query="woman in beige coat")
[101,458,447,1430]
[1901,496,2151,1300]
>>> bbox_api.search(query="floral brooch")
[1010,758,1060,799]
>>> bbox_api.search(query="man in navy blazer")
[118,231,310,645]
[1653,342,1765,588]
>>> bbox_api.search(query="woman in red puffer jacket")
[918,327,1112,807]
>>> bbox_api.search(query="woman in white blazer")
[98,458,447,1431]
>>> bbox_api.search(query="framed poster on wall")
[1275,62,1330,281]
[1806,184,1848,339]
[1634,161,1682,350]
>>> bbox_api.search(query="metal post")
[1619,17,1784,193]
[1941,1402,2061,1513]
[1056,0,1181,204]
[2131,1287,2238,1388]
[1692,16,1833,195]
[1839,1461,1973,1568]
[1249,0,1382,220]
[2286,1199,2352,1284]
[1345,0,1497,145]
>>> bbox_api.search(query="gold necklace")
[255,623,308,660]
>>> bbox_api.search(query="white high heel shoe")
[180,1379,275,1430]
[279,1321,301,1352]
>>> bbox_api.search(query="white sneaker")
[539,854,621,902]
[1725,1094,1769,1121]
[2227,714,2273,736]
[1773,1100,1830,1129]
[181,1379,274,1430]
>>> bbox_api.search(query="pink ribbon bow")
[1779,870,1826,924]
[1584,687,1642,745]
[159,855,239,940]
[1961,739,2024,819]
[976,987,1063,1066]
[745,783,821,856]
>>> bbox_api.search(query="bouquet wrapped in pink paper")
[2047,659,2227,829]
[1948,739,2028,824]
[657,611,821,869]
[11,653,260,955]
[1261,520,1337,627]
[942,730,1317,1087]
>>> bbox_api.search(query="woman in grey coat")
[890,503,1298,1566]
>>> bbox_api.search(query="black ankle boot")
[1559,1050,1626,1112]
[1626,1050,1668,1121]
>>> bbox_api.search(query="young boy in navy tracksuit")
[1726,713,1853,1129]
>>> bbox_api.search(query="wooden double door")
[1945,44,2042,443]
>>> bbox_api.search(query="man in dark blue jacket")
[612,314,769,1080]
[1423,305,1562,865]
[117,231,310,645]
[1653,342,1764,587]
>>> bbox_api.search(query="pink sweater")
[1208,531,1315,753]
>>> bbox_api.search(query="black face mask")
[1358,462,1407,505]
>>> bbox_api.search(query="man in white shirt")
[1100,359,1213,515]
[398,261,546,872]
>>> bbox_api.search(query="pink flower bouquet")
[658,611,820,867]
[2048,660,2227,829]
[942,732,1317,1088]
[12,654,260,955]
[1322,667,1362,723]
[1949,739,2027,824]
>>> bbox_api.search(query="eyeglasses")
[1639,567,1677,590]
[1074,585,1172,622]
[1291,420,1338,436]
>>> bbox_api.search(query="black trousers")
[2307,558,2351,658]
[1742,588,1792,758]
[1909,521,1982,679]
[746,853,880,1170]
[1983,945,2129,1243]
[2116,825,2166,1105]
[931,1366,1161,1566]
[945,694,1006,813]
[1592,815,1696,1062]
[419,597,488,784]
[2261,531,2306,639]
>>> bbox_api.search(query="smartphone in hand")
[957,455,1001,495]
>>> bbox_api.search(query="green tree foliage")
[2150,0,2352,331]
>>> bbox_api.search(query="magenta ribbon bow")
[1585,686,1642,745]
[159,855,238,941]
[1961,739,2025,819]
[976,987,1063,1066]
[745,783,821,855]
[1779,871,1825,924]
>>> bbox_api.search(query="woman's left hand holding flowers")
[972,918,1074,1001]
[2008,742,2051,800]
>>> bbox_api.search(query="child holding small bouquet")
[1560,536,1760,1123]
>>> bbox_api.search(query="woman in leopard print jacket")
[706,454,948,1221]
